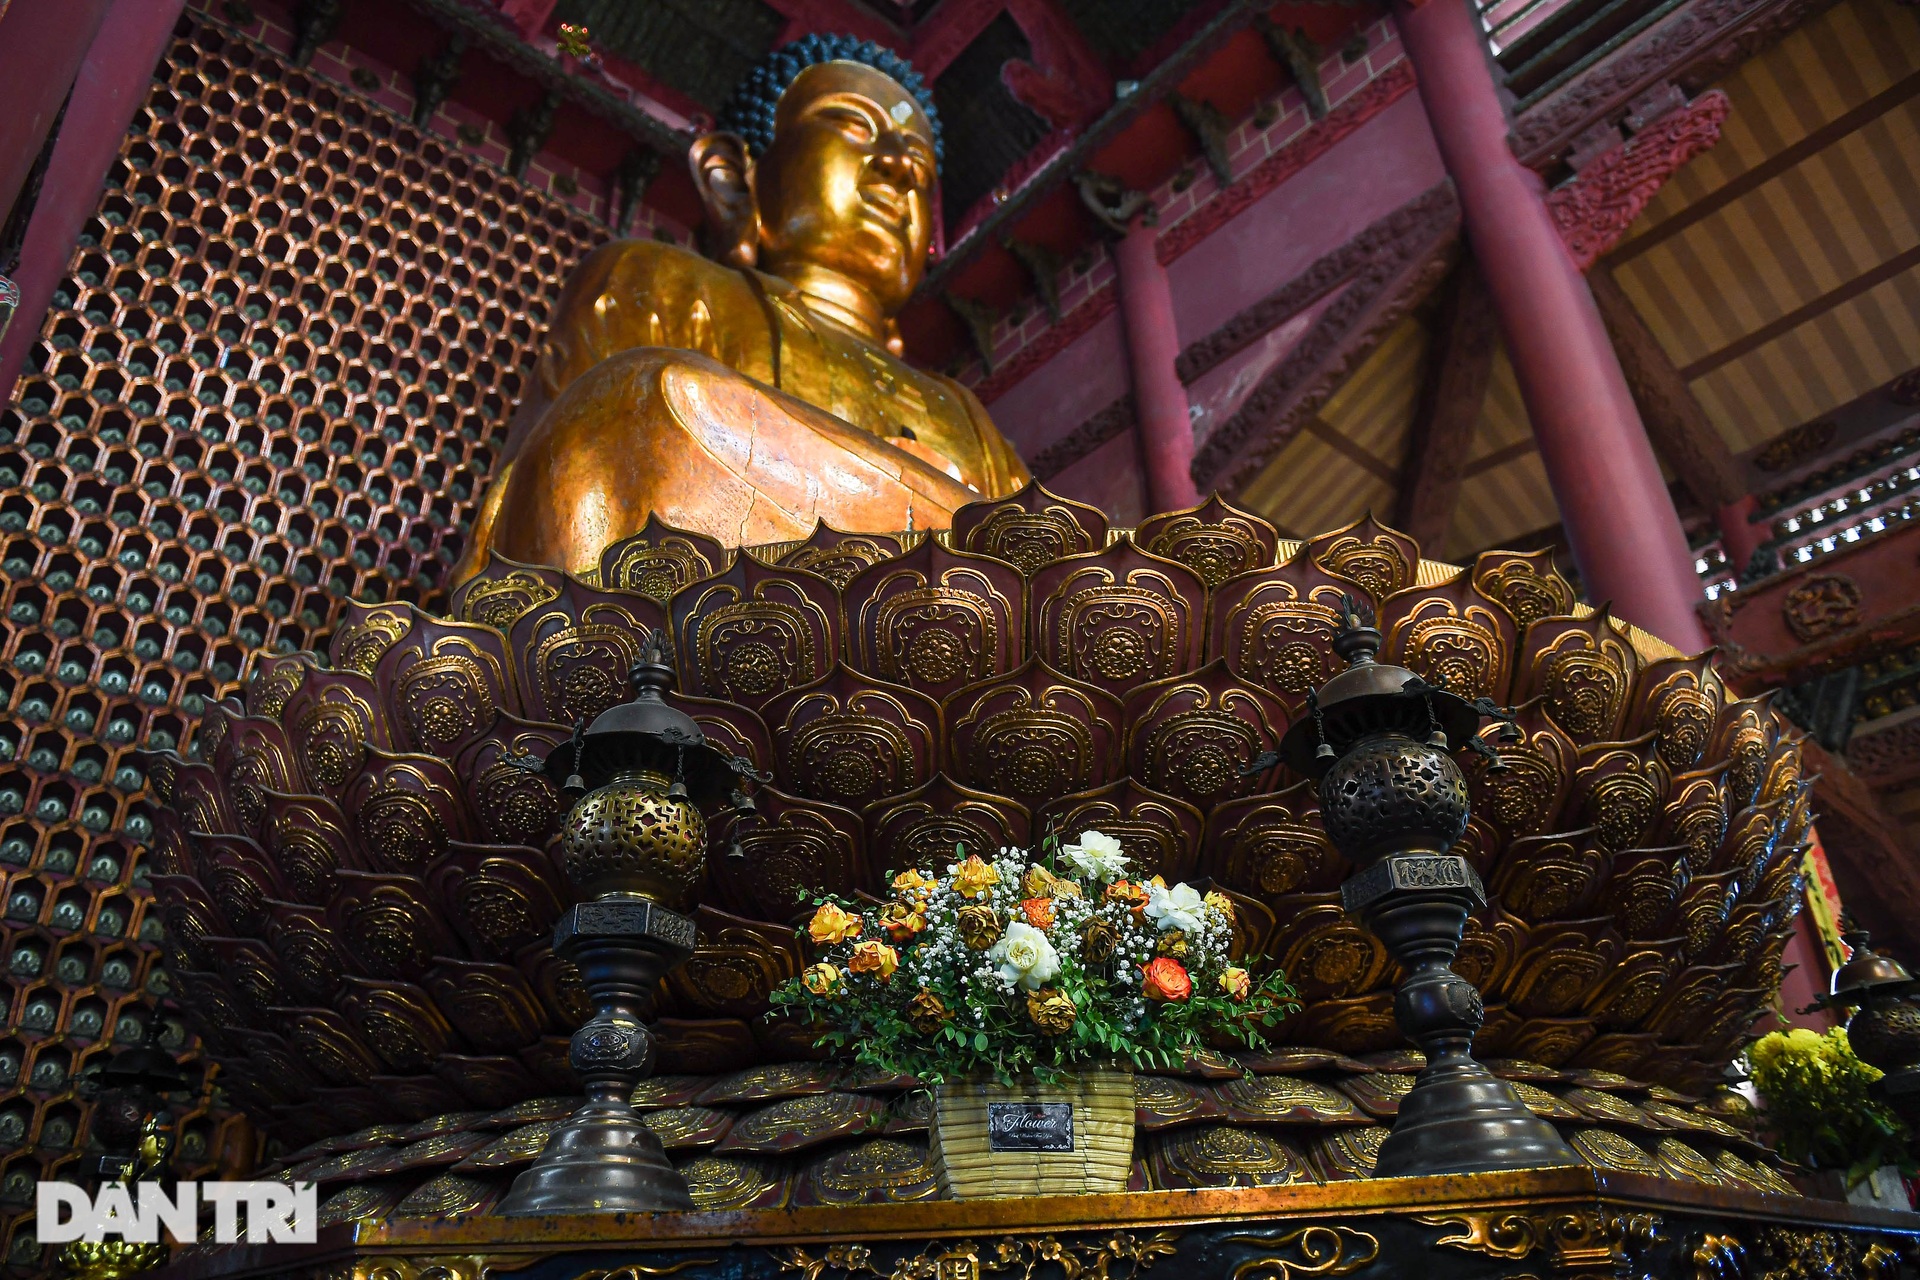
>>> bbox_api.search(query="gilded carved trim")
[1217,1227,1380,1278]
[776,1231,1182,1280]
[1414,1209,1667,1274]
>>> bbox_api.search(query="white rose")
[1145,881,1206,934]
[1062,830,1129,882]
[987,920,1061,990]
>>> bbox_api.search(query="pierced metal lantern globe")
[1279,600,1579,1178]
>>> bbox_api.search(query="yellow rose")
[956,904,1002,951]
[847,940,899,981]
[1026,988,1077,1035]
[950,854,1001,900]
[908,988,952,1033]
[802,963,842,996]
[892,869,937,902]
[1219,967,1251,1000]
[1204,891,1236,925]
[807,902,863,947]
[1156,929,1189,958]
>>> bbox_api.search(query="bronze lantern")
[1277,601,1579,1177]
[63,1007,190,1279]
[497,630,757,1216]
[1813,926,1920,1122]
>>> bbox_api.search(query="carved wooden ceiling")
[1242,0,1919,569]
[1605,0,1920,460]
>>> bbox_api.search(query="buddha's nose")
[870,142,913,183]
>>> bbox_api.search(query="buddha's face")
[753,61,937,315]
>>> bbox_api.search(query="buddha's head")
[694,36,943,324]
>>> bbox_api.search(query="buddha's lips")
[858,184,913,235]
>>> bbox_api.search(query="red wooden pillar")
[0,0,185,406]
[1113,218,1201,516]
[0,0,114,224]
[1716,493,1766,578]
[1393,0,1709,650]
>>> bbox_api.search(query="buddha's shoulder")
[570,238,755,305]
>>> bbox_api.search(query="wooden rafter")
[1189,184,1463,497]
[1588,268,1747,511]
[1393,256,1496,550]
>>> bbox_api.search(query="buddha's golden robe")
[457,240,1030,581]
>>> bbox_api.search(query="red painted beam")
[1704,522,1920,693]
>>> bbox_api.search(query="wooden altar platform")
[157,1167,1920,1280]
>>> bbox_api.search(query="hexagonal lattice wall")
[0,12,601,1267]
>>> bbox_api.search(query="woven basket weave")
[929,1067,1135,1199]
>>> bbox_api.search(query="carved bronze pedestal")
[498,634,754,1216]
[1282,606,1579,1177]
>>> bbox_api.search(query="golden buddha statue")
[455,36,1031,582]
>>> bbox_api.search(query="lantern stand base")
[1344,852,1582,1178]
[498,898,698,1216]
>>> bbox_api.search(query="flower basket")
[930,1066,1135,1199]
[770,828,1299,1198]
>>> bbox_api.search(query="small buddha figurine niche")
[455,36,1031,582]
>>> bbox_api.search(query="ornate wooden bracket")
[1546,89,1730,272]
[291,0,345,67]
[1005,237,1068,323]
[944,292,1002,374]
[1255,18,1329,120]
[1074,171,1155,238]
[507,90,563,180]
[412,31,469,128]
[1169,93,1235,185]
[614,148,664,234]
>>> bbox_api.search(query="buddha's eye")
[819,105,876,143]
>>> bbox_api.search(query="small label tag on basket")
[986,1102,1074,1152]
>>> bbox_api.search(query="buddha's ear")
[689,132,759,269]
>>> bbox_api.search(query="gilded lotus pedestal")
[144,494,1884,1266]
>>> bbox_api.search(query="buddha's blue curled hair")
[718,33,944,164]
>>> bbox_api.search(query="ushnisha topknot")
[717,33,944,164]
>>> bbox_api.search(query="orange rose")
[847,940,899,981]
[807,902,862,947]
[1020,897,1056,930]
[1106,880,1149,919]
[1142,956,1192,1002]
[880,901,927,943]
[801,963,842,996]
